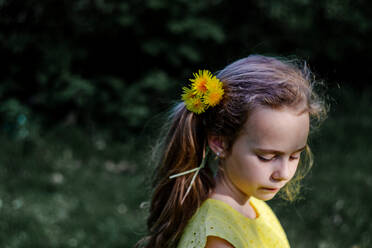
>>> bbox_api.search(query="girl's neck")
[209,168,257,219]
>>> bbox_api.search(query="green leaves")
[0,0,371,140]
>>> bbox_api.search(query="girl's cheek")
[290,165,299,177]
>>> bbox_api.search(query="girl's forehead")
[240,106,310,148]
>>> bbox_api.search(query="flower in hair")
[182,70,224,114]
[181,87,207,114]
[203,77,224,106]
[190,70,212,95]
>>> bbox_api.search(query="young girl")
[136,55,327,248]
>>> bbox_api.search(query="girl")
[136,55,327,248]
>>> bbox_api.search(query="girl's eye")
[289,153,301,161]
[257,155,275,162]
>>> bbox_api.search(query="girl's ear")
[208,135,225,156]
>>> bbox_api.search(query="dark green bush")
[1,0,371,139]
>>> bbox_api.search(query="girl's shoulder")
[177,198,262,248]
[177,198,245,248]
[177,197,290,248]
[185,197,276,232]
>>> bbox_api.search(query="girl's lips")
[260,187,279,192]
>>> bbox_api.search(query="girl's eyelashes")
[257,155,275,162]
[290,152,302,161]
[289,156,299,161]
[257,152,302,162]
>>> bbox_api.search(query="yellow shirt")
[176,197,290,248]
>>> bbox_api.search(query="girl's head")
[138,55,327,248]
[202,55,326,201]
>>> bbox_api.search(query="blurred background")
[0,0,371,247]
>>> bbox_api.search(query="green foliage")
[0,98,31,139]
[1,0,371,139]
[0,0,227,139]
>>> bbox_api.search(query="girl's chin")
[254,191,279,201]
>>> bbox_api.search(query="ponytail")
[136,103,215,248]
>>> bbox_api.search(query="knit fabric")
[176,197,290,248]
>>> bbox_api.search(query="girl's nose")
[271,159,290,182]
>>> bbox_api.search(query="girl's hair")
[136,55,327,248]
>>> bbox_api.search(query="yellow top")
[176,197,290,248]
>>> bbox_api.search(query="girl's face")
[222,106,310,201]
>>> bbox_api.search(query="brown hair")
[136,55,327,248]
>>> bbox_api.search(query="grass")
[0,127,149,247]
[0,86,371,247]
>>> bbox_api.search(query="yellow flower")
[206,76,223,91]
[204,74,224,106]
[181,69,224,114]
[182,86,206,113]
[181,86,195,104]
[186,97,206,114]
[204,86,224,107]
[190,70,212,95]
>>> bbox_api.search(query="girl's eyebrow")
[255,146,306,155]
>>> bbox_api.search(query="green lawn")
[0,86,371,248]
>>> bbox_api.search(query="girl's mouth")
[260,187,279,192]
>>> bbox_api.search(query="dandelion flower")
[206,76,223,91]
[204,86,224,107]
[190,70,212,95]
[181,69,224,114]
[187,97,206,114]
[181,86,195,104]
[182,85,206,114]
